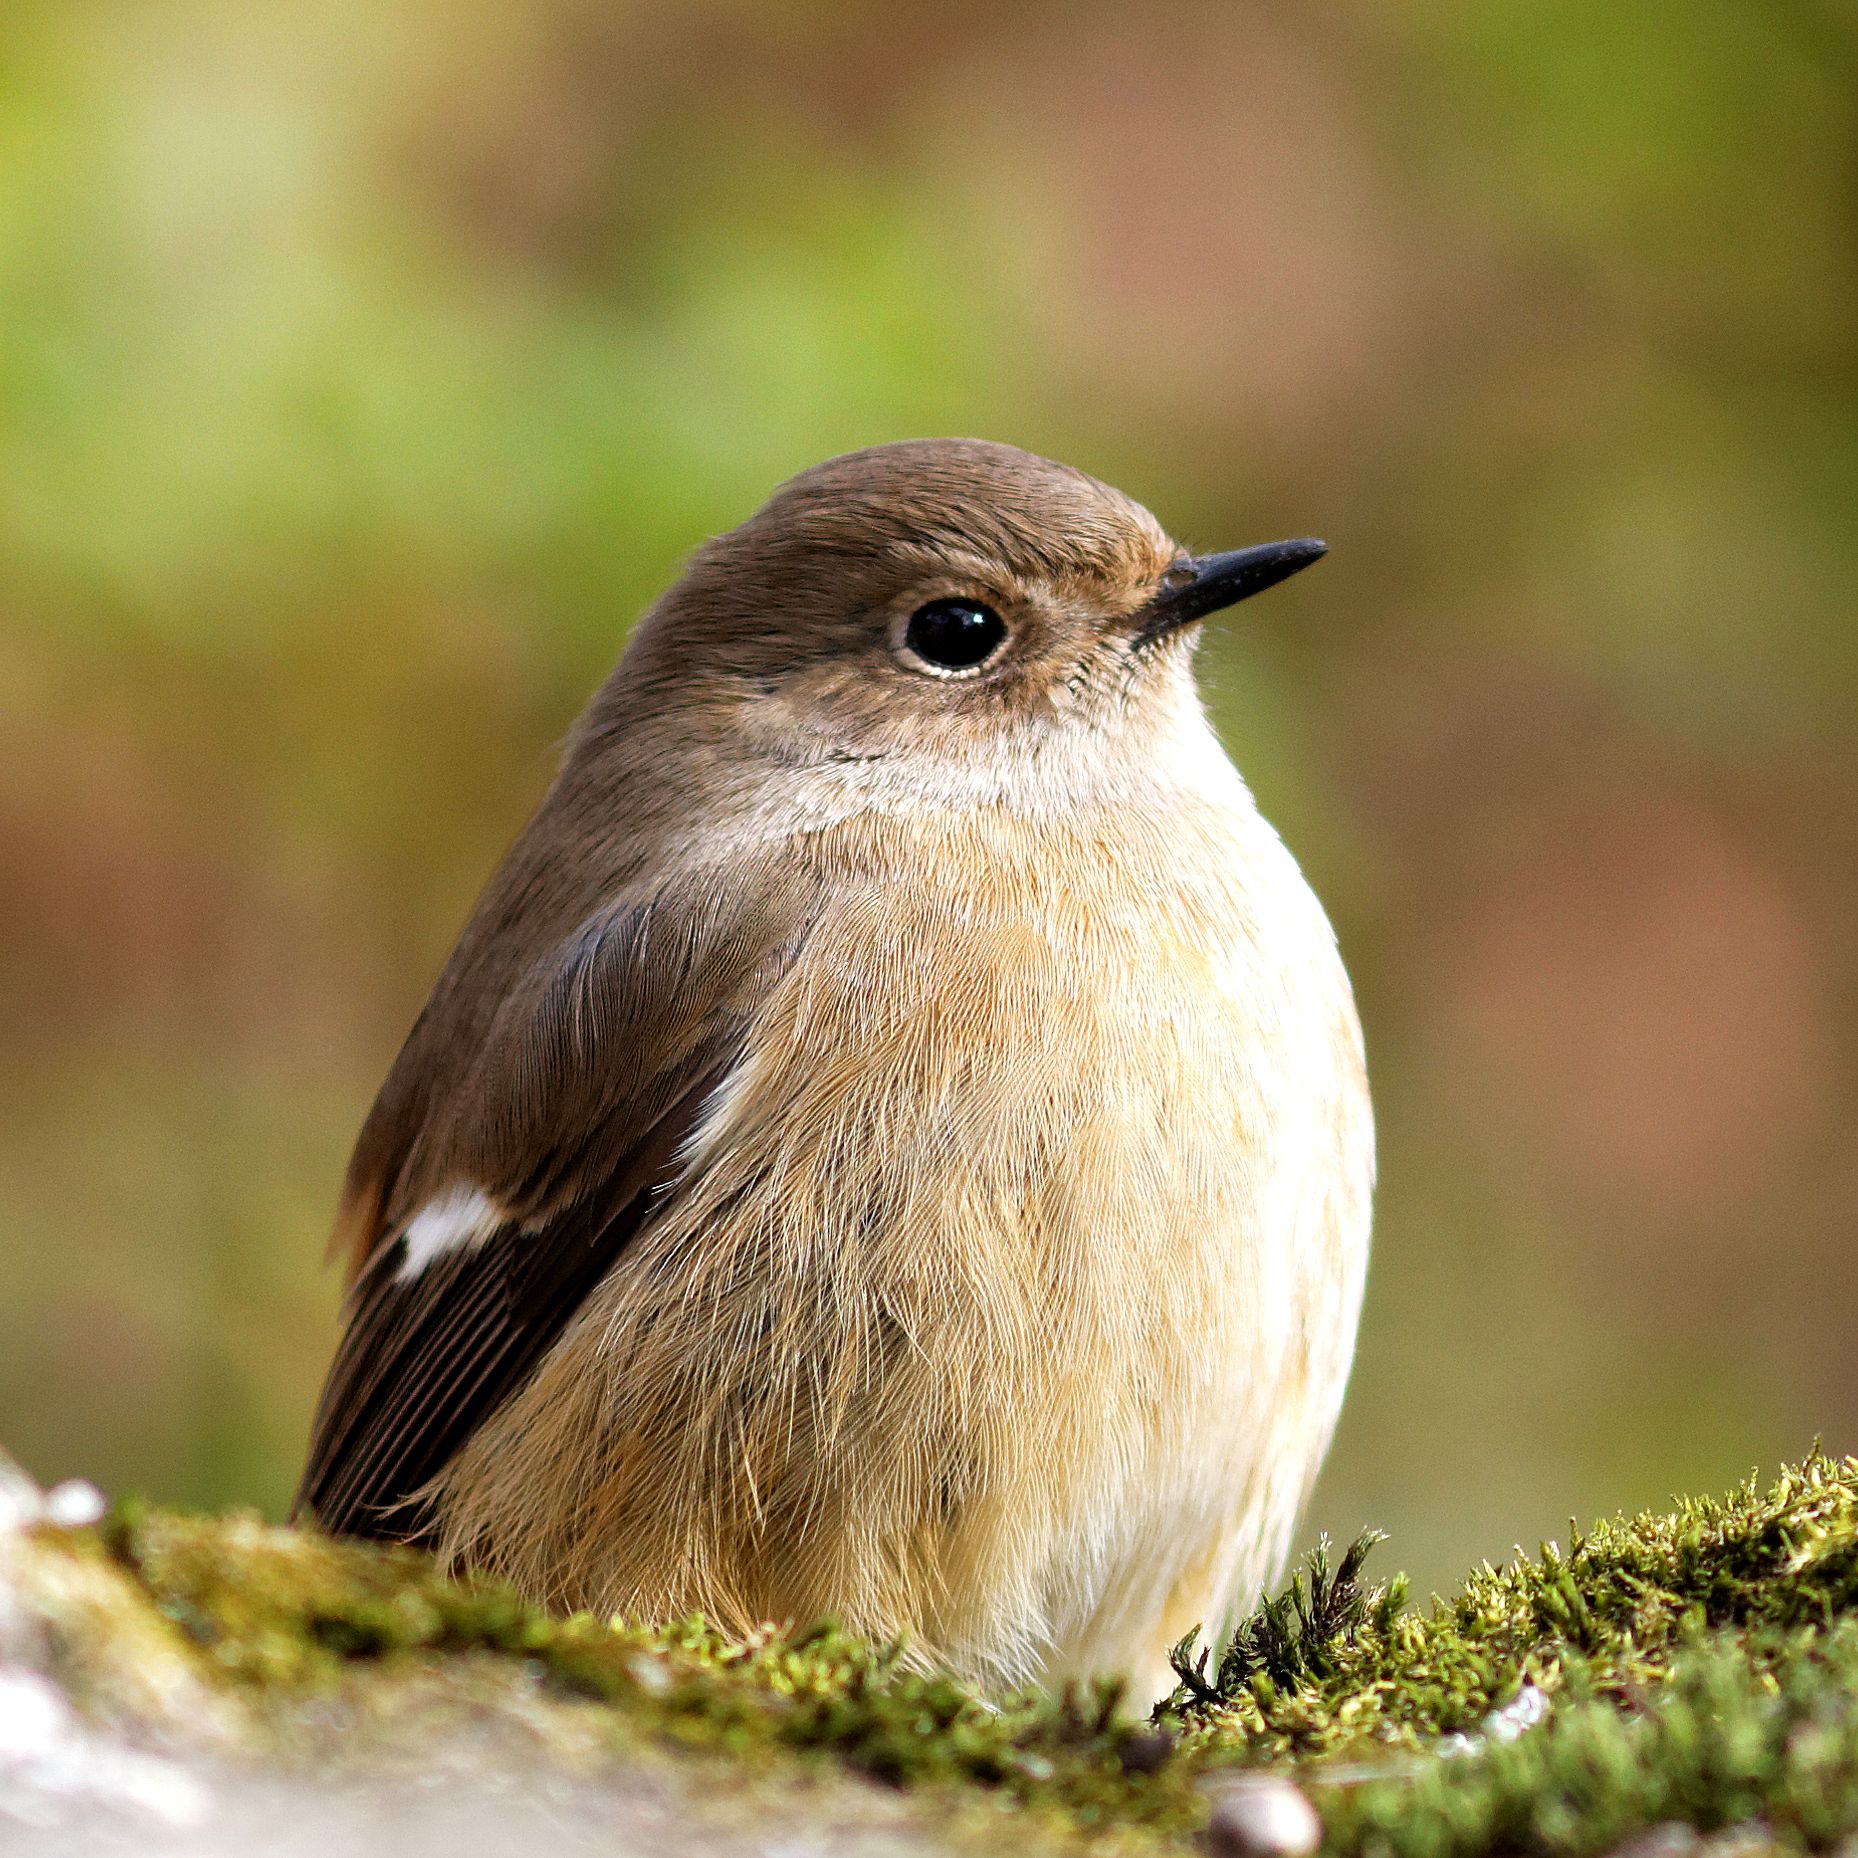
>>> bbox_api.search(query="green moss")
[1166,1450,1858,1757]
[55,1503,1208,1846]
[1325,1625,1858,1858]
[18,1452,1858,1854]
[1166,1451,1858,1858]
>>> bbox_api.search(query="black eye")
[904,598,1008,673]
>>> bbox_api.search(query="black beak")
[1134,538,1327,645]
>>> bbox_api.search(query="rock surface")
[0,1457,1010,1858]
[8,1450,1858,1858]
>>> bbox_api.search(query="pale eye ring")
[902,598,1008,674]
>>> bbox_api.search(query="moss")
[1324,1624,1858,1858]
[14,1452,1858,1854]
[1166,1451,1858,1858]
[1166,1450,1858,1757]
[37,1502,1209,1847]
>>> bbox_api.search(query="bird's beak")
[1133,538,1327,646]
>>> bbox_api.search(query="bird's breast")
[680,777,1370,1490]
[704,788,1374,1679]
[440,766,1373,1694]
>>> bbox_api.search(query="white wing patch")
[676,1060,756,1174]
[398,1186,504,1279]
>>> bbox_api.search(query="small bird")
[297,439,1373,1704]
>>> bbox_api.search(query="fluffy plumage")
[297,439,1373,1703]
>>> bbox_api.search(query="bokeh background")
[1,0,1853,1601]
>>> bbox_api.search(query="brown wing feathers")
[295,880,812,1541]
[296,1067,729,1538]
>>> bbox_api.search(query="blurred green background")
[1,0,1853,1600]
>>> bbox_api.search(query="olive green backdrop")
[2,0,1853,1598]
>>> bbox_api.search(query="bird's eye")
[903,598,1007,674]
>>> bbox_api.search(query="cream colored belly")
[434,809,1372,1702]
[970,903,1371,1699]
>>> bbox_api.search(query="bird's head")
[585,438,1323,811]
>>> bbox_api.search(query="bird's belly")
[433,808,1372,1703]
[727,815,1377,1698]
[935,924,1368,1698]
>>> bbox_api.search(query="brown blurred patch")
[0,686,232,1039]
[931,2,1425,438]
[1395,663,1836,1227]
[404,0,1010,269]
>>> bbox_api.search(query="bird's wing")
[295,873,816,1541]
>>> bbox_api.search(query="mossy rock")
[6,1452,1858,1856]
